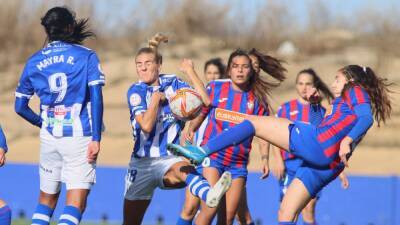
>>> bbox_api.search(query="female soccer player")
[0,125,11,225]
[178,57,226,225]
[175,49,286,225]
[169,65,392,224]
[15,7,104,225]
[272,68,348,225]
[123,34,232,225]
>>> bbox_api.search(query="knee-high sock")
[31,204,54,225]
[0,205,11,225]
[202,120,255,155]
[57,205,82,225]
[185,172,210,202]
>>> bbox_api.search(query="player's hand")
[0,148,6,167]
[272,158,286,181]
[339,172,350,189]
[260,158,270,179]
[179,59,195,74]
[153,92,166,103]
[87,141,100,163]
[339,139,352,167]
[306,87,321,104]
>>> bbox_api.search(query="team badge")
[130,93,142,106]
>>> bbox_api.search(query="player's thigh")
[39,130,62,194]
[247,115,291,150]
[59,136,95,190]
[224,178,245,222]
[163,159,194,188]
[301,197,317,219]
[279,178,312,222]
[236,186,249,220]
[124,158,157,201]
[123,199,151,225]
[181,187,201,219]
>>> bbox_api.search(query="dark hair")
[41,6,95,44]
[297,68,334,102]
[136,33,168,64]
[340,65,393,126]
[204,58,227,79]
[226,49,284,110]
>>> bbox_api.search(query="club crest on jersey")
[130,93,142,106]
[247,101,254,110]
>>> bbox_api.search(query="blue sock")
[57,205,81,225]
[177,216,192,225]
[185,172,210,202]
[279,222,296,225]
[202,120,255,154]
[31,203,54,225]
[0,205,11,225]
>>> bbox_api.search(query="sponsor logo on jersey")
[215,108,246,124]
[289,110,299,116]
[247,101,254,110]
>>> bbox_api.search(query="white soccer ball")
[169,88,203,121]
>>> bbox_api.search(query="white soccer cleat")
[206,171,232,208]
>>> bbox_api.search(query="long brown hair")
[247,48,287,109]
[135,33,168,64]
[340,65,393,126]
[226,49,286,110]
[297,68,334,103]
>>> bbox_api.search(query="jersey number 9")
[48,73,68,103]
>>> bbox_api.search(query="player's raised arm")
[179,59,211,106]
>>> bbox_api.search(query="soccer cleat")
[167,143,207,165]
[206,171,232,208]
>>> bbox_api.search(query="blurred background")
[0,0,399,224]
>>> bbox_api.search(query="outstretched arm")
[180,59,211,106]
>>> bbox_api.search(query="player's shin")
[57,205,82,225]
[185,172,210,202]
[31,204,54,225]
[202,120,255,155]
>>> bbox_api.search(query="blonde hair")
[136,33,169,64]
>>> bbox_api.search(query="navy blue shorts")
[197,157,248,180]
[289,121,332,168]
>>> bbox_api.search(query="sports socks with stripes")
[57,205,81,225]
[0,205,11,225]
[185,172,210,202]
[31,204,54,225]
[202,120,255,155]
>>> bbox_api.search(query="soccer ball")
[169,88,203,121]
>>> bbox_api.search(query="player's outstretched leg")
[168,118,291,163]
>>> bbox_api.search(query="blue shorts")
[197,157,248,180]
[279,159,322,200]
[289,121,332,168]
[295,162,344,198]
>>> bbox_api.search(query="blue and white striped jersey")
[127,74,190,158]
[15,41,105,137]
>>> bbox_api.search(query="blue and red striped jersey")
[317,86,371,163]
[201,79,269,168]
[276,99,326,160]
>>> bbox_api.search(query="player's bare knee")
[181,205,197,219]
[278,207,296,221]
